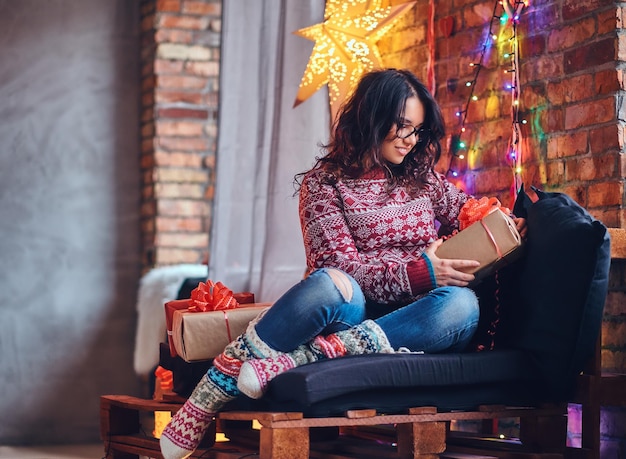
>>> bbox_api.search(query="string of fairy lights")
[447,0,529,195]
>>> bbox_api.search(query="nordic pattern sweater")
[299,167,469,306]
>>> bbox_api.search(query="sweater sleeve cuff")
[407,256,437,295]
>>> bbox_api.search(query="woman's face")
[381,96,425,165]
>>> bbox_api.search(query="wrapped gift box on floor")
[435,208,523,285]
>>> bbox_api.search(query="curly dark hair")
[295,68,445,194]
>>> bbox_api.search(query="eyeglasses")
[396,123,429,142]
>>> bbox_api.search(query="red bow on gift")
[188,280,240,312]
[458,197,511,231]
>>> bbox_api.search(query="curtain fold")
[209,0,328,302]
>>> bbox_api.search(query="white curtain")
[209,0,329,302]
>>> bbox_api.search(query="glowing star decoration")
[293,0,416,119]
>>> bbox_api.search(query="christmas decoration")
[293,0,416,119]
[448,0,529,198]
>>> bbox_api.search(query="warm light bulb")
[458,154,465,160]
[466,81,472,87]
[472,95,478,101]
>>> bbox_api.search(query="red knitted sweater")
[299,167,469,306]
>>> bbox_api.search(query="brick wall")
[139,0,221,269]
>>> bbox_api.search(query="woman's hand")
[424,239,481,287]
[513,217,528,239]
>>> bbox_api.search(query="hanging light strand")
[448,0,529,194]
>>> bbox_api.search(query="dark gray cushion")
[497,188,610,397]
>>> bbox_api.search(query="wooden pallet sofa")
[101,189,625,459]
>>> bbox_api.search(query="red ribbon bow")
[458,197,511,231]
[188,280,240,312]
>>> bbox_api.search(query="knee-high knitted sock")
[237,319,393,399]
[160,314,273,459]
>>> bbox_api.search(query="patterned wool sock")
[160,313,272,459]
[237,319,393,399]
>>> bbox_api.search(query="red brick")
[141,107,154,123]
[588,180,623,207]
[157,136,209,152]
[158,14,209,30]
[523,4,559,38]
[473,167,515,195]
[595,69,620,94]
[182,1,221,16]
[155,247,204,265]
[602,320,626,348]
[156,216,204,232]
[598,7,619,35]
[566,155,616,182]
[547,74,594,106]
[156,232,208,248]
[184,61,219,77]
[539,107,565,132]
[141,1,156,16]
[157,74,207,89]
[564,37,616,73]
[547,17,596,53]
[590,124,620,153]
[156,0,180,13]
[605,291,626,315]
[461,1,493,28]
[154,59,184,74]
[156,120,204,136]
[154,150,204,168]
[155,29,194,44]
[141,122,155,138]
[547,130,588,159]
[521,83,548,111]
[140,152,155,169]
[546,160,566,184]
[153,166,208,183]
[141,13,156,32]
[155,89,203,104]
[158,198,208,217]
[561,185,588,207]
[565,97,615,130]
[522,54,565,82]
[563,0,615,21]
[141,138,155,154]
[141,91,155,106]
[521,33,546,59]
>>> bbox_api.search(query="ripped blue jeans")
[254,268,479,353]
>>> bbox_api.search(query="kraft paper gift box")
[165,290,255,358]
[435,208,523,285]
[172,303,272,362]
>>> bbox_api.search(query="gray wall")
[0,0,142,445]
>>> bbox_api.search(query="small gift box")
[172,303,270,362]
[435,198,523,285]
[165,280,270,362]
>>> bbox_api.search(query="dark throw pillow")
[497,187,611,399]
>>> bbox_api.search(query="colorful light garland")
[448,0,529,196]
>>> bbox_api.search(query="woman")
[160,68,527,459]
